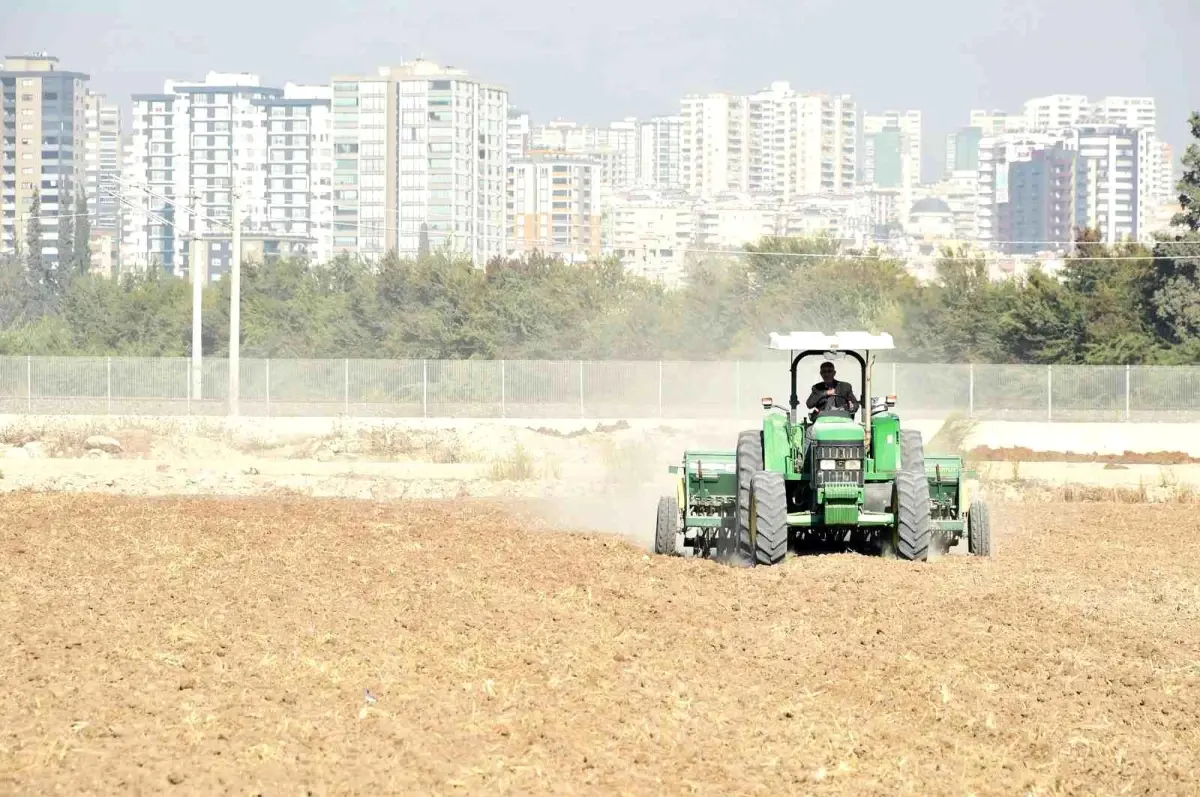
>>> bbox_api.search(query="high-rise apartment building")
[996,143,1079,254]
[530,118,641,192]
[123,72,282,274]
[507,151,600,259]
[391,60,508,263]
[945,127,983,175]
[945,111,1025,180]
[507,110,531,161]
[637,115,683,191]
[969,110,1027,136]
[1,53,89,264]
[974,132,1062,246]
[680,86,856,199]
[795,93,857,194]
[122,72,334,275]
[863,110,922,189]
[84,90,121,235]
[261,83,333,263]
[1067,124,1153,245]
[329,60,510,264]
[982,124,1153,251]
[679,92,749,197]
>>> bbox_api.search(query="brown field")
[2,496,1199,796]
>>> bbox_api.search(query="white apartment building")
[602,188,693,283]
[795,93,857,194]
[1,54,89,265]
[974,131,1062,246]
[1065,124,1153,245]
[121,72,333,275]
[84,90,121,235]
[637,115,683,191]
[392,60,507,263]
[328,61,507,264]
[328,71,390,259]
[680,86,857,199]
[262,83,333,263]
[507,152,600,259]
[969,109,1027,136]
[1022,95,1092,131]
[507,109,531,161]
[530,118,641,191]
[680,93,749,197]
[122,71,280,275]
[863,110,922,191]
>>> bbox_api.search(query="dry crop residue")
[1,496,1198,795]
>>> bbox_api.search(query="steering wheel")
[811,392,854,421]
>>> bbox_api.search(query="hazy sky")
[3,0,1196,180]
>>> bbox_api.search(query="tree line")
[1,115,1198,365]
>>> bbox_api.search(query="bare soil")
[968,445,1200,465]
[2,496,1198,795]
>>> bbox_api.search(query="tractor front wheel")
[654,494,680,556]
[750,471,788,566]
[967,498,992,557]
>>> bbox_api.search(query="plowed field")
[2,495,1198,795]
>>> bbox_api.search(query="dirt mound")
[968,445,1200,465]
[3,496,1197,794]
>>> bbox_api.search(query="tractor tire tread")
[751,471,788,566]
[968,498,992,557]
[895,429,932,562]
[655,494,680,556]
[735,429,764,566]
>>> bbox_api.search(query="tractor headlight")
[819,459,836,470]
[842,459,862,470]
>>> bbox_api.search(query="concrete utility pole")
[228,177,242,417]
[189,190,203,402]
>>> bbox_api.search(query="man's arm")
[840,382,859,413]
[805,384,827,409]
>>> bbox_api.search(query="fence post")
[106,356,112,415]
[265,358,271,417]
[25,355,31,412]
[579,361,585,419]
[343,358,350,416]
[500,360,506,418]
[422,359,428,418]
[658,361,664,418]
[968,363,974,418]
[1124,364,1131,421]
[1047,364,1053,421]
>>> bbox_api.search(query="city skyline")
[2,0,1196,182]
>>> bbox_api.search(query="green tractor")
[654,331,991,565]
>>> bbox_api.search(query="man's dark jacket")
[806,380,859,414]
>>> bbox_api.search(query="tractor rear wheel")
[893,429,933,561]
[968,498,992,557]
[654,494,680,555]
[750,471,788,566]
[733,430,764,566]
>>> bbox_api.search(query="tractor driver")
[806,361,859,418]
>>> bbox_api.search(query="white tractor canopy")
[767,331,895,352]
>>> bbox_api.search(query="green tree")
[57,193,75,282]
[1172,111,1200,232]
[73,192,92,276]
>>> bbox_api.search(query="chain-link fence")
[0,356,1198,420]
